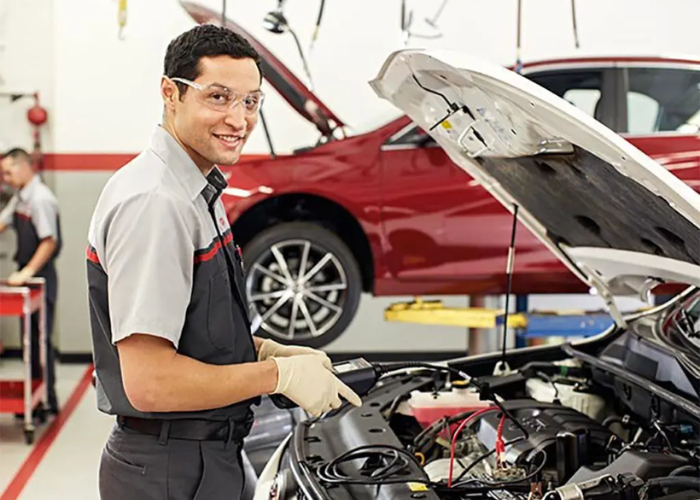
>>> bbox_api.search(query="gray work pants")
[99,423,248,500]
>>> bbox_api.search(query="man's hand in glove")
[271,354,362,417]
[7,267,35,286]
[258,338,332,370]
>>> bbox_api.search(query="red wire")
[447,407,498,487]
[495,414,506,459]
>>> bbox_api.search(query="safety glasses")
[169,77,265,115]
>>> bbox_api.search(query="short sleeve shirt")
[86,126,258,421]
[0,174,61,272]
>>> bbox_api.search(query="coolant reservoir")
[408,380,493,430]
[525,377,606,421]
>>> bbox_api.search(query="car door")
[380,121,572,289]
[616,64,700,193]
[379,123,473,280]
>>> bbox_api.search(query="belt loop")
[224,418,235,449]
[158,421,171,445]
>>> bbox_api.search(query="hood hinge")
[579,263,628,329]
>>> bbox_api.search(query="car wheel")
[242,222,361,348]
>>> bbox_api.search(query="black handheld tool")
[270,357,380,410]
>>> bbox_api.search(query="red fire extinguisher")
[26,93,48,171]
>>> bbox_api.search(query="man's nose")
[223,102,246,130]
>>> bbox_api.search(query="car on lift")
[252,48,700,500]
[184,3,700,349]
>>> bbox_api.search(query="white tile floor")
[0,360,113,500]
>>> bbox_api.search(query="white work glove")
[271,354,362,417]
[258,338,332,370]
[7,267,35,286]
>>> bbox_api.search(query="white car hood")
[370,49,700,326]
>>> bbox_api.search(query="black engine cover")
[476,400,613,482]
[567,449,689,484]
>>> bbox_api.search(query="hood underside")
[370,49,700,321]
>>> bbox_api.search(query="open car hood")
[180,1,345,137]
[370,49,700,326]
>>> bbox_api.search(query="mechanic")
[0,147,61,416]
[86,24,361,500]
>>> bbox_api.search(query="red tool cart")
[0,278,49,444]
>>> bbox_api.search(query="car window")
[624,67,700,134]
[561,88,602,117]
[627,91,660,134]
[527,70,605,121]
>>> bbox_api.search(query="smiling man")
[86,25,360,500]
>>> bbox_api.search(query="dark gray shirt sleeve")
[29,195,59,240]
[103,191,195,347]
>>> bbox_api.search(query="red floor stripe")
[0,365,94,500]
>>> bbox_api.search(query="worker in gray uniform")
[86,25,361,500]
[0,147,61,416]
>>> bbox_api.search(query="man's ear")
[161,77,178,112]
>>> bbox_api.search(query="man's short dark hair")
[2,147,31,164]
[164,24,263,98]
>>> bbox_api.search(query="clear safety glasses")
[170,77,265,116]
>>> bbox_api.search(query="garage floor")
[0,361,109,500]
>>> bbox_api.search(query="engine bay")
[280,328,700,500]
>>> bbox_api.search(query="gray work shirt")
[0,174,62,302]
[86,126,258,422]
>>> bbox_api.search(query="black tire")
[242,222,361,349]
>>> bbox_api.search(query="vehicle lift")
[384,296,619,348]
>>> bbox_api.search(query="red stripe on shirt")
[194,233,234,264]
[86,245,100,264]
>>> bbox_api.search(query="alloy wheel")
[245,239,349,342]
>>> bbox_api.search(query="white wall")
[29,0,700,155]
[0,0,55,350]
[0,0,697,354]
[0,0,54,153]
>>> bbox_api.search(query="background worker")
[0,147,61,416]
[86,25,361,500]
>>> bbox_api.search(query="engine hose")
[602,416,624,428]
[669,465,700,477]
[647,476,700,490]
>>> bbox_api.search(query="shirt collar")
[148,126,229,205]
[18,175,41,202]
[202,168,229,208]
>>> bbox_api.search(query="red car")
[184,3,700,348]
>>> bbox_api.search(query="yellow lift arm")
[384,298,529,329]
[383,298,628,339]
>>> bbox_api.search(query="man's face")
[162,55,261,169]
[0,157,31,189]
